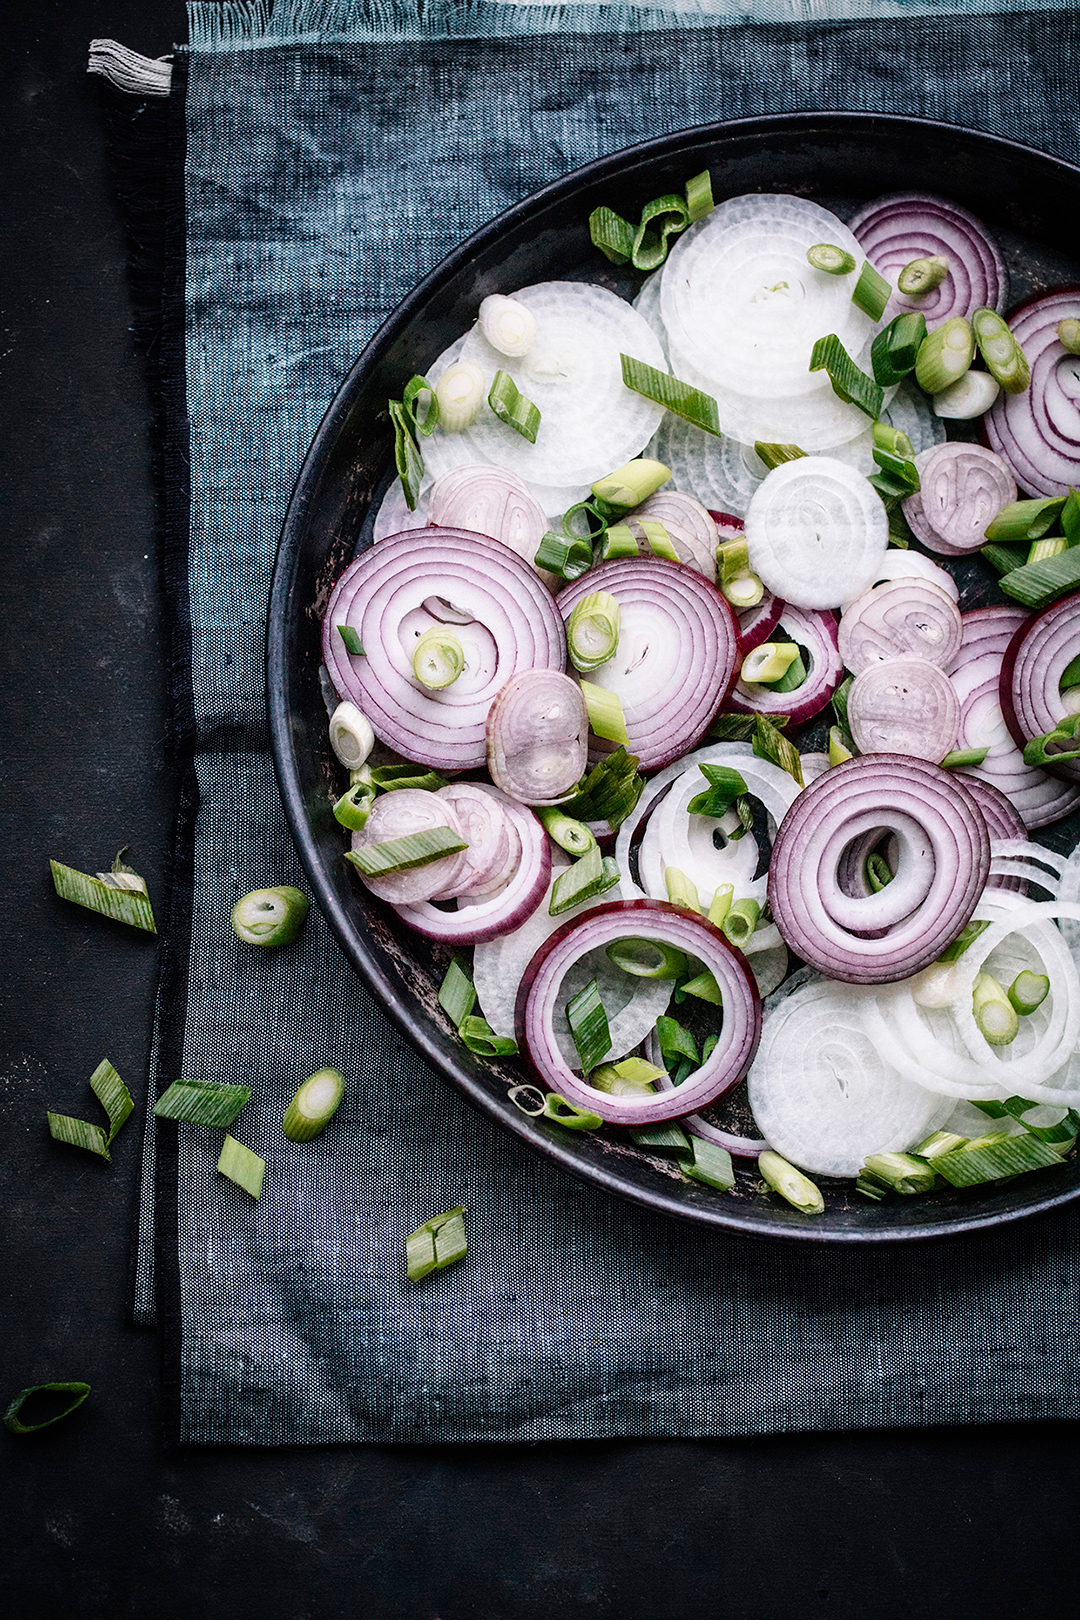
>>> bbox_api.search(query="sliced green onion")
[329,700,375,769]
[1022,714,1080,767]
[605,937,687,980]
[984,496,1066,543]
[534,530,593,580]
[406,1207,466,1282]
[537,807,597,857]
[753,714,804,787]
[457,1016,519,1058]
[50,858,156,934]
[620,354,721,435]
[333,780,375,831]
[402,373,439,437]
[1028,537,1068,565]
[973,972,1019,1047]
[870,312,927,386]
[597,523,639,562]
[4,1382,91,1436]
[679,1136,736,1192]
[590,458,670,515]
[707,884,734,927]
[982,541,1026,575]
[566,591,621,673]
[753,441,806,471]
[346,826,467,879]
[369,763,448,792]
[412,625,465,689]
[832,673,854,730]
[999,546,1080,610]
[548,844,620,915]
[806,242,856,276]
[741,642,801,685]
[591,1056,663,1095]
[580,681,629,746]
[434,360,487,433]
[859,1151,936,1195]
[630,1120,692,1153]
[717,536,765,610]
[1061,652,1080,692]
[558,746,643,829]
[1058,319,1080,356]
[216,1135,265,1198]
[757,1151,824,1215]
[50,1056,137,1164]
[686,763,748,818]
[566,977,611,1073]
[664,866,701,914]
[872,421,919,492]
[489,369,540,442]
[438,958,477,1027]
[933,1133,1064,1188]
[809,334,884,419]
[635,517,678,563]
[231,885,309,946]
[632,192,690,272]
[722,898,760,949]
[154,1080,251,1127]
[656,1015,699,1069]
[972,1095,1079,1143]
[541,1092,602,1129]
[855,1174,887,1202]
[679,970,723,1005]
[47,1112,110,1160]
[589,205,635,265]
[337,623,364,656]
[828,725,855,766]
[865,852,893,892]
[562,500,606,542]
[940,747,989,769]
[684,169,714,223]
[852,259,891,320]
[508,1083,546,1117]
[389,399,424,510]
[283,1068,345,1142]
[911,1130,970,1161]
[1062,489,1080,544]
[914,316,974,394]
[1009,970,1050,1016]
[897,254,950,296]
[972,306,1031,394]
[935,917,990,964]
[709,713,765,742]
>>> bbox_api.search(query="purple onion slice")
[322,528,565,770]
[839,549,958,610]
[516,899,761,1124]
[1001,594,1080,785]
[427,464,554,585]
[768,755,991,984]
[847,657,960,761]
[848,191,1007,324]
[901,444,1016,555]
[729,603,843,725]
[630,492,718,581]
[350,789,469,904]
[486,670,589,805]
[984,289,1080,497]
[838,578,962,674]
[432,782,519,899]
[957,777,1027,892]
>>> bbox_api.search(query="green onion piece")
[984,496,1066,543]
[1022,714,1080,767]
[489,369,540,442]
[632,192,690,272]
[806,242,856,276]
[535,530,593,580]
[620,354,721,435]
[1028,537,1068,565]
[4,1382,91,1436]
[438,958,477,1027]
[402,373,439,437]
[669,1057,696,1087]
[855,1175,888,1202]
[1062,488,1080,543]
[709,713,765,742]
[872,421,919,487]
[590,458,670,514]
[333,780,375,831]
[757,1151,825,1215]
[971,1095,1079,1143]
[1061,652,1080,692]
[591,1056,662,1095]
[230,885,309,946]
[369,763,449,792]
[829,725,855,766]
[508,1083,545,1117]
[865,852,893,892]
[537,807,597,857]
[406,1207,467,1282]
[346,826,467,879]
[869,469,918,501]
[597,523,639,562]
[981,541,1027,575]
[558,746,643,829]
[561,500,606,541]
[999,545,1080,610]
[217,1135,265,1198]
[753,714,805,787]
[741,641,801,685]
[933,1132,1064,1188]
[566,591,621,673]
[831,673,854,730]
[914,316,975,394]
[50,1058,136,1161]
[630,1120,692,1153]
[389,399,424,510]
[722,898,760,949]
[656,1014,699,1069]
[884,495,913,547]
[870,312,928,386]
[1058,318,1080,355]
[435,360,487,433]
[605,937,687,980]
[154,1079,251,1127]
[589,205,635,265]
[940,747,989,768]
[679,970,723,1005]
[911,1130,970,1161]
[50,858,156,934]
[566,977,611,1073]
[717,536,765,610]
[412,625,465,689]
[973,972,1019,1046]
[809,334,884,419]
[580,681,630,746]
[681,1136,736,1191]
[541,1092,602,1129]
[457,1016,519,1058]
[685,169,714,222]
[972,306,1031,394]
[337,623,364,656]
[664,866,701,914]
[753,441,807,470]
[860,1151,936,1195]
[935,917,990,964]
[1009,970,1050,1016]
[635,517,678,563]
[707,884,734,927]
[548,845,620,915]
[283,1068,345,1142]
[686,763,748,818]
[47,1113,110,1160]
[897,254,950,296]
[852,259,891,320]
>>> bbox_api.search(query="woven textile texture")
[135,1,1080,1444]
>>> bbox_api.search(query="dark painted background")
[3,4,1079,1615]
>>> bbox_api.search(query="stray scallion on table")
[406,1207,467,1282]
[218,1135,265,1199]
[231,885,309,946]
[47,1058,134,1164]
[153,1079,252,1128]
[283,1068,345,1142]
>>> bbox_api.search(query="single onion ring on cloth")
[767,754,990,983]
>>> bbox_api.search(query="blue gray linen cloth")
[134,0,1080,1444]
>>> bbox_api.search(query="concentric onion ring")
[515,899,761,1124]
[901,444,1016,555]
[847,657,960,760]
[729,603,843,724]
[556,558,740,770]
[848,191,1008,323]
[838,578,962,674]
[322,528,565,770]
[1001,594,1080,784]
[984,289,1080,497]
[768,755,991,983]
[744,456,888,609]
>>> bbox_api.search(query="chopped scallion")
[592,1056,666,1095]
[402,373,439,437]
[897,254,950,296]
[637,517,679,562]
[46,1057,134,1163]
[809,334,884,419]
[973,972,1019,1046]
[337,623,364,655]
[535,530,593,580]
[686,763,748,818]
[548,844,620,915]
[4,1382,91,1436]
[389,399,423,510]
[558,746,643,829]
[722,898,760,949]
[1058,319,1080,355]
[605,937,687,980]
[684,169,714,223]
[566,591,621,672]
[154,1080,251,1128]
[806,242,856,276]
[717,535,765,610]
[580,681,630,746]
[630,1120,692,1154]
[752,714,804,787]
[998,545,1080,610]
[981,541,1027,575]
[231,885,310,946]
[972,307,1031,394]
[1021,714,1080,768]
[590,459,670,515]
[217,1135,265,1198]
[708,884,734,927]
[345,826,467,879]
[1028,537,1068,565]
[865,852,893,892]
[541,1092,603,1129]
[589,205,635,265]
[679,970,723,1005]
[870,312,927,386]
[438,958,477,1027]
[741,642,801,685]
[489,370,540,442]
[536,807,597,857]
[598,523,639,562]
[757,1151,824,1215]
[984,497,1066,543]
[858,1151,936,1195]
[655,1015,699,1069]
[664,866,701,914]
[828,725,855,766]
[914,316,974,395]
[933,1133,1064,1188]
[50,858,156,934]
[1009,970,1050,1016]
[680,1135,736,1191]
[753,441,806,471]
[406,1207,466,1282]
[333,780,375,831]
[369,763,449,792]
[566,978,611,1073]
[457,1016,519,1058]
[911,1130,970,1161]
[852,259,891,321]
[283,1068,345,1142]
[940,747,989,768]
[935,918,990,963]
[620,354,721,435]
[412,625,465,689]
[632,192,690,272]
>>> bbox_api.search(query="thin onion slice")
[433,783,518,899]
[744,457,888,610]
[840,550,957,611]
[1001,596,1080,785]
[373,479,428,542]
[901,443,1016,555]
[839,578,962,674]
[984,289,1080,497]
[427,464,553,585]
[730,603,843,724]
[350,790,469,904]
[848,191,1007,324]
[486,670,588,806]
[847,657,960,761]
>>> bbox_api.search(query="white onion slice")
[373,479,429,542]
[847,657,960,760]
[839,578,962,674]
[744,457,888,610]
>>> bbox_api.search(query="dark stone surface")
[3,4,1079,1616]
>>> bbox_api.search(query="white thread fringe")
[88,39,174,96]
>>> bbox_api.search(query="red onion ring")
[394,786,551,944]
[516,899,761,1124]
[350,789,469,904]
[486,670,588,805]
[433,782,519,899]
[729,603,843,724]
[956,777,1027,892]
[768,755,990,983]
[901,444,1016,555]
[984,289,1080,497]
[427,464,553,585]
[848,191,1007,324]
[838,578,962,674]
[556,558,740,771]
[322,528,565,770]
[847,657,960,761]
[1001,594,1080,785]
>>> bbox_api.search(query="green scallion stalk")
[412,625,465,689]
[754,441,807,470]
[47,1112,111,1160]
[859,1151,936,1195]
[828,725,855,766]
[548,844,620,915]
[855,1175,888,1202]
[871,423,920,494]
[636,517,678,562]
[597,523,639,562]
[984,496,1066,543]
[1028,537,1068,565]
[740,642,801,685]
[537,807,597,857]
[456,1016,519,1058]
[1061,488,1080,543]
[722,898,760,949]
[708,884,734,927]
[1058,319,1080,356]
[1022,714,1080,768]
[333,780,375,831]
[402,373,439,437]
[865,852,893,892]
[566,591,621,672]
[656,1015,700,1069]
[566,977,612,1073]
[999,546,1080,610]
[932,1133,1064,1188]
[4,1382,91,1436]
[885,496,913,547]
[217,1135,265,1198]
[686,763,748,818]
[337,623,364,656]
[973,972,1019,1046]
[709,713,762,742]
[50,858,156,934]
[852,259,891,320]
[580,681,630,746]
[589,205,635,265]
[438,958,477,1027]
[591,1056,663,1095]
[897,254,950,296]
[535,530,593,580]
[940,747,989,768]
[869,468,918,502]
[369,763,448,792]
[806,242,856,276]
[283,1068,345,1142]
[1009,970,1050,1016]
[832,673,854,730]
[972,306,1031,394]
[620,354,721,435]
[809,334,884,419]
[870,312,927,386]
[717,536,765,610]
[389,399,424,510]
[406,1207,467,1282]
[557,747,643,829]
[914,316,974,394]
[872,422,915,460]
[154,1079,251,1127]
[345,826,467,879]
[753,714,805,787]
[1061,652,1080,692]
[677,1137,735,1192]
[230,886,309,946]
[632,192,690,272]
[46,1058,133,1164]
[981,542,1027,575]
[679,970,723,1006]
[590,458,671,514]
[605,937,687,980]
[541,1092,603,1129]
[664,866,701,914]
[935,917,990,964]
[630,1119,692,1153]
[757,1151,825,1215]
[911,1130,970,1161]
[488,370,540,442]
[685,169,714,222]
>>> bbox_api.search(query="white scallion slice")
[231,886,309,947]
[328,700,374,769]
[283,1068,345,1142]
[479,294,536,358]
[217,1135,265,1199]
[435,360,487,433]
